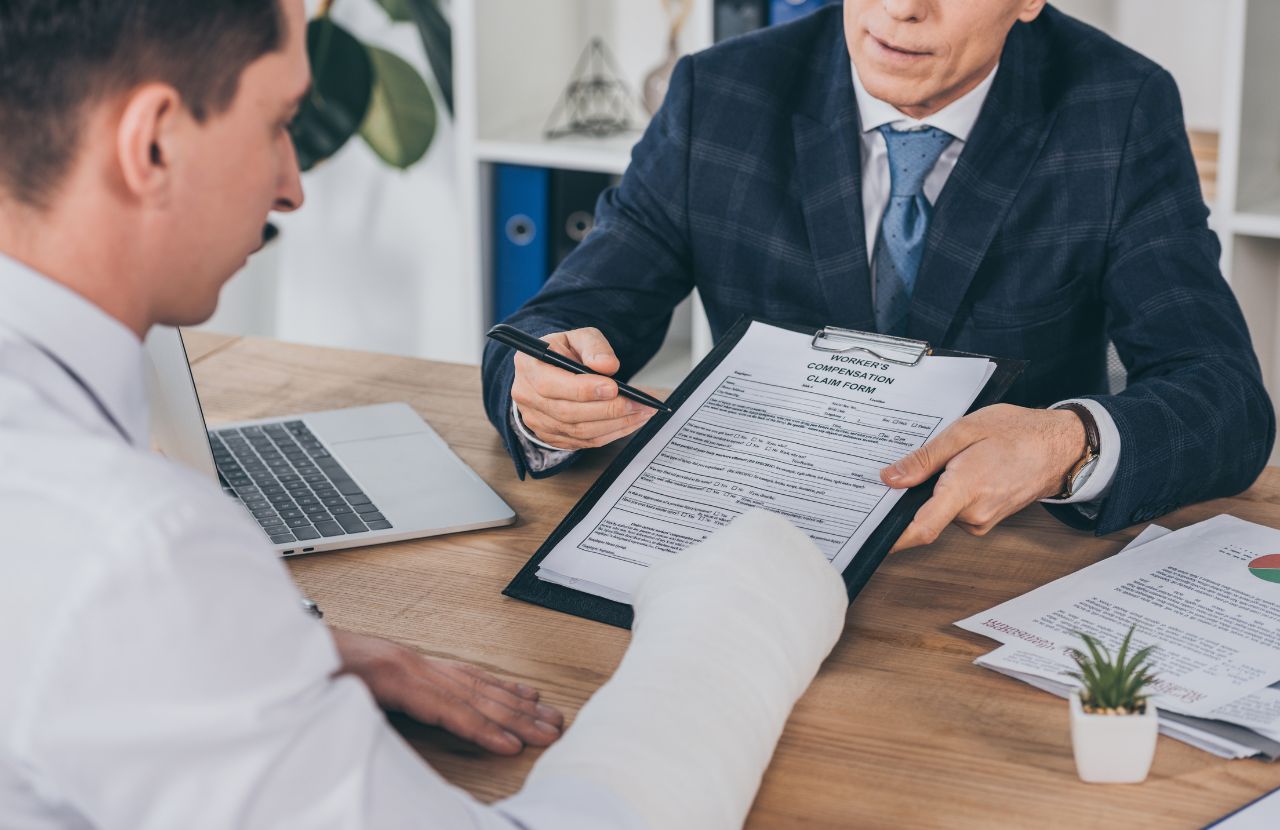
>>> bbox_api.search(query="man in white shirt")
[0,1,848,827]
[482,0,1273,546]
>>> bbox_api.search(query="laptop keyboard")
[210,421,393,546]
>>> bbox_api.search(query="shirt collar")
[851,61,997,141]
[0,252,149,446]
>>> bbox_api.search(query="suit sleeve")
[1045,68,1276,534]
[481,57,698,479]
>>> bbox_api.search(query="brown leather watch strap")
[1055,403,1100,498]
[1058,402,1100,456]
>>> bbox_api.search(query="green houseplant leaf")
[360,46,438,169]
[1067,625,1158,713]
[374,0,413,21]
[289,1,449,175]
[386,0,454,114]
[291,17,374,171]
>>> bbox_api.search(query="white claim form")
[536,321,995,603]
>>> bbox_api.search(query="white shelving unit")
[452,0,716,387]
[455,0,1280,429]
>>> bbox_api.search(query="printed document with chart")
[534,321,996,604]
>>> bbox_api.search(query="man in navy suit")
[482,0,1275,547]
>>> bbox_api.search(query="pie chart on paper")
[1248,554,1280,584]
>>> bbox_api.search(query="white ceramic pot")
[1069,692,1159,783]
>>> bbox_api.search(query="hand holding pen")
[490,324,672,451]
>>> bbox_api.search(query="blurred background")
[202,0,1280,436]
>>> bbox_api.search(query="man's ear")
[1017,0,1048,23]
[115,84,184,204]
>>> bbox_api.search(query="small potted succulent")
[1066,625,1159,783]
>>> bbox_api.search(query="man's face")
[150,0,309,327]
[845,0,1045,117]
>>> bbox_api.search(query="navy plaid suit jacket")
[482,4,1274,535]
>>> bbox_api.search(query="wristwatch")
[1053,403,1100,499]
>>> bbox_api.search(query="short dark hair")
[0,0,284,208]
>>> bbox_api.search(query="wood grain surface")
[183,329,1280,829]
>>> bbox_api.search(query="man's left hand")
[330,628,565,755]
[880,403,1086,552]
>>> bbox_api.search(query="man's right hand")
[510,327,656,450]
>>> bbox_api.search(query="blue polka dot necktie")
[873,125,954,336]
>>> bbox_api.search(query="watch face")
[1070,456,1099,496]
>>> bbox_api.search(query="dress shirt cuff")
[510,400,577,473]
[1039,398,1120,507]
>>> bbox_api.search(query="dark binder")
[493,164,551,324]
[714,0,769,41]
[548,170,612,269]
[504,317,1026,629]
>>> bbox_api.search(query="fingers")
[883,404,1077,553]
[518,405,655,450]
[450,663,541,702]
[437,661,566,731]
[880,417,981,489]
[394,657,564,756]
[557,327,620,375]
[534,391,654,426]
[889,474,970,553]
[511,327,657,449]
[419,688,526,755]
[515,350,619,405]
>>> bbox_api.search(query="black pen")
[487,324,674,414]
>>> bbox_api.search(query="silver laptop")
[144,327,515,556]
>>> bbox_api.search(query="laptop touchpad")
[310,403,427,444]
[333,432,507,524]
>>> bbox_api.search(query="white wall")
[1055,0,1225,130]
[204,0,471,363]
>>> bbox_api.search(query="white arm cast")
[499,509,849,830]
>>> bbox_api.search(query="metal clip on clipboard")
[809,327,932,367]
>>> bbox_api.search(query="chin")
[861,74,920,109]
[854,48,935,105]
[156,295,222,329]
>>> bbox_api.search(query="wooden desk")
[186,330,1278,829]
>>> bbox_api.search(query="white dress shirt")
[852,60,994,273]
[0,254,846,829]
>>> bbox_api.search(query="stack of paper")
[536,322,995,603]
[958,516,1280,760]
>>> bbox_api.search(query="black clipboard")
[503,317,1027,629]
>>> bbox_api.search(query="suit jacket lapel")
[907,20,1057,346]
[791,37,876,332]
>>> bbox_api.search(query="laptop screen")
[143,326,220,483]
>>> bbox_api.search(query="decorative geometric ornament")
[544,38,644,139]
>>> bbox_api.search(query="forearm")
[501,510,847,830]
